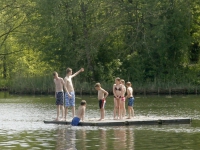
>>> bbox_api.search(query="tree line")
[0,0,200,92]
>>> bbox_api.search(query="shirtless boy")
[53,71,71,121]
[126,82,134,119]
[64,68,84,120]
[95,83,109,121]
[71,100,86,126]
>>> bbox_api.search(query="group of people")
[53,67,134,126]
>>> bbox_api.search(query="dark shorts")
[99,99,106,109]
[71,117,80,126]
[56,92,64,105]
[128,97,134,107]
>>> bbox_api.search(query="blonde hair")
[121,79,125,85]
[66,68,72,74]
[115,77,121,81]
[53,71,57,76]
[94,83,101,87]
[126,82,132,87]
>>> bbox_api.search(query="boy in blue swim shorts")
[71,100,86,126]
[64,67,84,121]
[126,82,134,119]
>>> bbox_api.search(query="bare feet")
[54,118,60,121]
[98,118,104,121]
[126,117,131,119]
[60,118,65,121]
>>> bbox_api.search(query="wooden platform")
[44,117,191,126]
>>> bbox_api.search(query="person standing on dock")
[95,83,109,121]
[126,82,134,119]
[64,68,84,120]
[120,79,126,118]
[113,77,123,119]
[71,100,87,126]
[53,71,71,121]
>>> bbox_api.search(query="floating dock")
[44,117,191,126]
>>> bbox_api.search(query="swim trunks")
[65,92,75,107]
[56,92,64,105]
[128,97,134,107]
[71,117,80,126]
[121,97,125,101]
[99,99,106,109]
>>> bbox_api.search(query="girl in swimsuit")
[120,79,126,118]
[113,77,123,119]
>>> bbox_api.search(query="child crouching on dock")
[71,100,86,126]
[95,83,109,121]
[126,82,134,119]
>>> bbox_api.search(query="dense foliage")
[1,0,200,92]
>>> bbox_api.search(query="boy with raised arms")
[95,83,109,121]
[64,68,84,120]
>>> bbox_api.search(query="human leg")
[70,92,75,118]
[121,101,125,118]
[55,92,64,120]
[56,105,60,120]
[131,108,134,117]
[61,105,65,120]
[65,107,68,120]
[65,92,70,120]
[127,106,131,119]
[72,106,75,118]
[113,98,117,119]
[116,98,121,119]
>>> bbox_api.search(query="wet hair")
[80,100,86,105]
[66,68,72,74]
[121,79,125,85]
[126,82,132,87]
[115,77,121,82]
[94,83,101,87]
[53,71,57,76]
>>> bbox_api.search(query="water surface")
[0,92,200,150]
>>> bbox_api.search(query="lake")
[0,92,200,150]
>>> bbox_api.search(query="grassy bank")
[1,75,199,95]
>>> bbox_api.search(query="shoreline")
[1,87,199,95]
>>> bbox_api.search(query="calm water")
[0,92,200,150]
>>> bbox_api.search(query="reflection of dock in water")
[44,116,191,126]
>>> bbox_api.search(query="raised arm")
[71,68,84,78]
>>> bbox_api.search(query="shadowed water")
[0,92,200,150]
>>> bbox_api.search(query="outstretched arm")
[71,68,84,78]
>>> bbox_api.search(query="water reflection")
[113,128,134,150]
[53,127,135,150]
